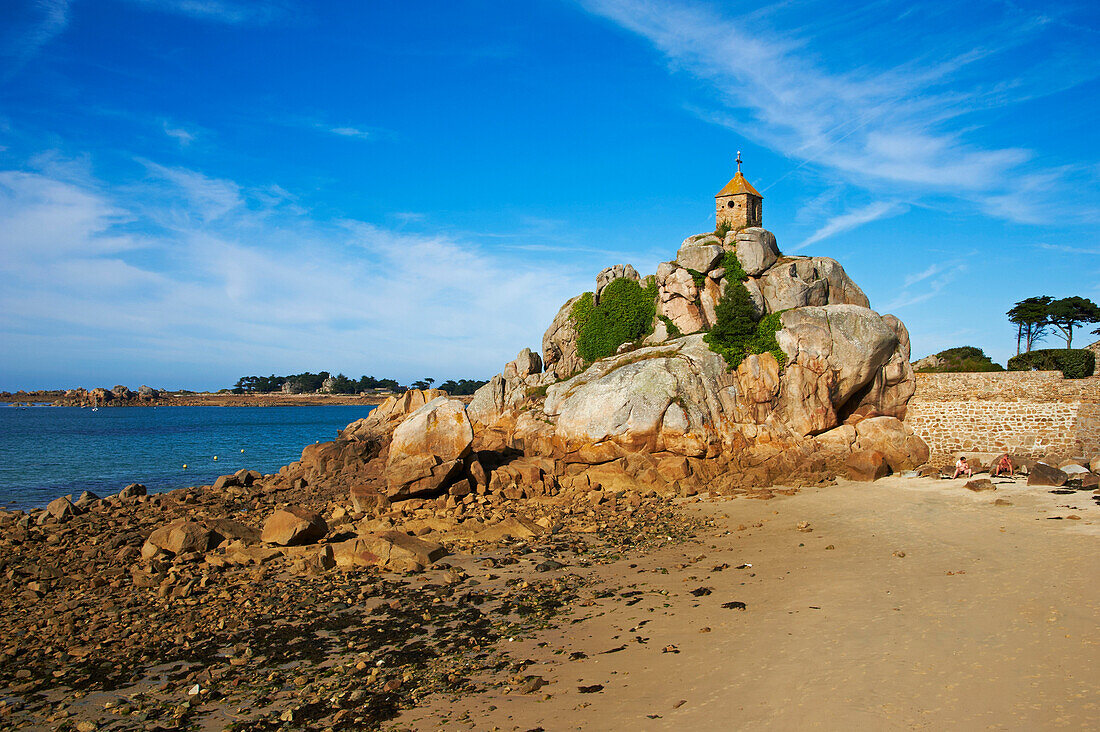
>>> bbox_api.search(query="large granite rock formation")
[461,224,925,488]
[293,226,925,517]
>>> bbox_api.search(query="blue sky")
[1,0,1097,390]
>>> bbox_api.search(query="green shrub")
[721,250,747,282]
[705,309,787,370]
[708,279,757,343]
[658,315,683,338]
[715,220,733,240]
[703,253,786,370]
[573,279,658,362]
[1007,349,1095,378]
[915,346,1004,373]
[570,291,595,332]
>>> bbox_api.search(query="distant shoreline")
[0,391,392,407]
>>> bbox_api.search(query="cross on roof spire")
[736,150,742,174]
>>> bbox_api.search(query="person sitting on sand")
[990,454,1014,478]
[952,456,973,479]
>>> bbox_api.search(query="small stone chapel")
[715,152,762,228]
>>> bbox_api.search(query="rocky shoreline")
[0,400,716,730]
[1,389,397,408]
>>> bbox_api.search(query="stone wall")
[904,371,1100,459]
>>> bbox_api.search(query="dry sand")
[390,475,1100,730]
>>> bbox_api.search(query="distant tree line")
[406,377,488,395]
[231,372,489,395]
[1007,295,1100,353]
[231,372,402,394]
[437,379,488,395]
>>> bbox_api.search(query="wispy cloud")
[162,122,196,146]
[903,263,943,289]
[883,261,965,312]
[1037,242,1100,256]
[0,156,588,387]
[580,0,1100,223]
[272,118,383,141]
[321,125,371,140]
[0,169,143,266]
[793,201,907,251]
[1,0,69,79]
[121,0,289,25]
[138,160,244,222]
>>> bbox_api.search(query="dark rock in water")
[1027,463,1067,487]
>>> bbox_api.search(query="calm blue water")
[0,405,376,510]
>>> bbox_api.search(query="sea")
[0,404,376,510]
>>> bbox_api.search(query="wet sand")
[391,475,1100,730]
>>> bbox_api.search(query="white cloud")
[139,160,244,222]
[0,170,143,265]
[882,265,963,312]
[793,201,907,251]
[162,123,196,146]
[326,126,371,140]
[579,0,1098,222]
[0,159,588,387]
[903,263,943,289]
[1038,243,1100,256]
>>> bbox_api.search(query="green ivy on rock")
[572,279,659,362]
[658,315,683,339]
[687,268,708,290]
[721,250,747,282]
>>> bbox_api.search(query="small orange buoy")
[182,464,188,469]
[240,449,244,453]
[213,456,218,461]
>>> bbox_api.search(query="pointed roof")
[716,171,762,198]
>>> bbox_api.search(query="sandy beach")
[391,475,1100,730]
